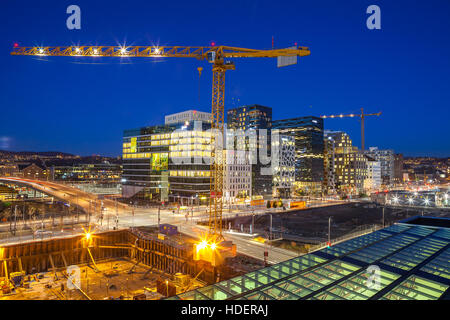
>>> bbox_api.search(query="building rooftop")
[170,216,450,300]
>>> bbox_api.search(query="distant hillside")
[0,150,75,157]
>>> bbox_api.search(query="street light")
[328,217,332,245]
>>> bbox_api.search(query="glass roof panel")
[230,275,263,291]
[381,275,449,300]
[319,230,390,257]
[272,279,314,298]
[313,268,400,300]
[404,226,435,237]
[383,224,411,234]
[215,279,247,295]
[432,228,450,240]
[420,247,450,280]
[197,285,232,300]
[244,291,273,300]
[348,233,419,264]
[261,285,301,300]
[381,237,448,271]
[176,289,210,300]
[243,271,275,285]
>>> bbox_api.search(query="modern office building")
[323,136,336,195]
[365,147,395,186]
[271,133,296,198]
[227,105,273,196]
[122,125,174,202]
[394,154,404,185]
[272,116,324,194]
[122,111,213,204]
[51,163,121,183]
[364,156,382,193]
[165,110,212,125]
[223,150,251,202]
[325,131,367,195]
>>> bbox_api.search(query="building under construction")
[0,227,257,300]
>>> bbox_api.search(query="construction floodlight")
[277,46,298,68]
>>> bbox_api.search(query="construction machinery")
[321,108,382,151]
[11,44,310,249]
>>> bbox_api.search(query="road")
[0,176,351,263]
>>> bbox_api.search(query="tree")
[273,201,278,209]
[266,201,271,209]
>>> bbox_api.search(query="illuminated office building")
[324,131,367,195]
[271,133,296,198]
[272,116,324,194]
[227,105,273,196]
[223,150,252,202]
[122,110,213,204]
[365,147,395,186]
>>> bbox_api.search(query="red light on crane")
[13,43,19,48]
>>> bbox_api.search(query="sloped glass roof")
[170,220,450,300]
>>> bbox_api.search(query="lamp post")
[269,214,273,241]
[166,280,169,297]
[328,217,332,245]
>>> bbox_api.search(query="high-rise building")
[325,131,367,195]
[122,111,213,204]
[364,156,381,192]
[323,136,336,195]
[394,153,404,185]
[165,110,212,125]
[271,133,296,198]
[272,116,324,194]
[365,147,395,186]
[227,105,273,196]
[223,150,251,202]
[122,125,174,202]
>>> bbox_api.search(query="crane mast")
[11,44,310,242]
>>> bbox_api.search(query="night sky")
[1,0,449,157]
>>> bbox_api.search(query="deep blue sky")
[1,0,449,157]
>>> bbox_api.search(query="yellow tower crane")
[321,108,382,151]
[11,44,310,246]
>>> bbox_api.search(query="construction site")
[0,226,265,300]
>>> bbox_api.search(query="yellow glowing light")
[154,47,161,54]
[210,243,217,250]
[85,232,91,240]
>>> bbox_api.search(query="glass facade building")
[272,116,324,194]
[122,121,212,203]
[227,105,273,196]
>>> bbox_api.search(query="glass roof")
[173,222,450,300]
[381,275,449,300]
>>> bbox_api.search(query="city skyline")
[1,0,450,157]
